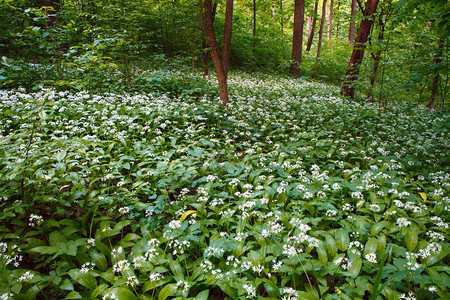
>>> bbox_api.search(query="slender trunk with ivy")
[313,0,327,79]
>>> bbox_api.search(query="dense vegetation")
[0,0,449,299]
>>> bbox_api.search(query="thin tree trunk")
[306,0,319,52]
[199,0,210,77]
[313,0,327,78]
[349,0,357,44]
[253,0,256,54]
[222,0,233,78]
[307,16,312,32]
[328,0,334,42]
[367,1,391,101]
[335,0,341,39]
[204,0,229,108]
[290,0,305,78]
[427,39,444,109]
[341,0,379,99]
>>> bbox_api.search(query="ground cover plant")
[0,72,449,299]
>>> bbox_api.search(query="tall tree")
[306,0,319,51]
[427,39,445,109]
[367,0,392,101]
[290,0,305,77]
[349,0,357,44]
[313,0,328,78]
[199,0,210,77]
[327,0,334,42]
[204,0,233,108]
[222,0,233,78]
[341,0,380,98]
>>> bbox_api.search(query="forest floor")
[0,72,448,299]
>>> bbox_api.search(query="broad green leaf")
[49,231,67,245]
[346,258,362,277]
[60,278,74,291]
[90,252,108,271]
[63,291,82,299]
[364,238,378,256]
[335,229,350,251]
[263,278,280,297]
[325,234,338,259]
[405,229,418,252]
[68,269,98,290]
[195,290,210,300]
[169,260,184,280]
[158,284,177,300]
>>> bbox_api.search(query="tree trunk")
[328,0,334,42]
[199,0,210,77]
[367,1,391,101]
[349,0,357,44]
[290,0,305,78]
[335,0,341,39]
[204,0,230,108]
[306,0,319,52]
[341,0,379,99]
[253,0,256,54]
[313,0,327,79]
[222,0,233,78]
[427,39,444,109]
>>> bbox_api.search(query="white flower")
[168,220,182,229]
[243,284,257,298]
[112,260,130,273]
[80,262,94,273]
[149,272,163,282]
[365,253,377,263]
[17,271,34,282]
[396,217,411,227]
[126,275,139,287]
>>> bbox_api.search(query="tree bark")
[199,0,210,77]
[290,0,305,78]
[222,0,233,78]
[204,0,230,108]
[306,0,319,52]
[427,39,444,109]
[349,0,357,44]
[253,0,256,54]
[313,0,327,79]
[328,0,334,42]
[367,1,391,101]
[341,0,379,98]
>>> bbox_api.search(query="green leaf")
[335,229,350,251]
[64,291,82,299]
[346,258,362,277]
[324,234,338,259]
[60,278,74,291]
[364,238,379,256]
[263,278,280,297]
[49,231,67,245]
[68,269,98,290]
[195,290,210,300]
[405,228,418,252]
[169,260,184,280]
[90,251,108,271]
[158,284,177,300]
